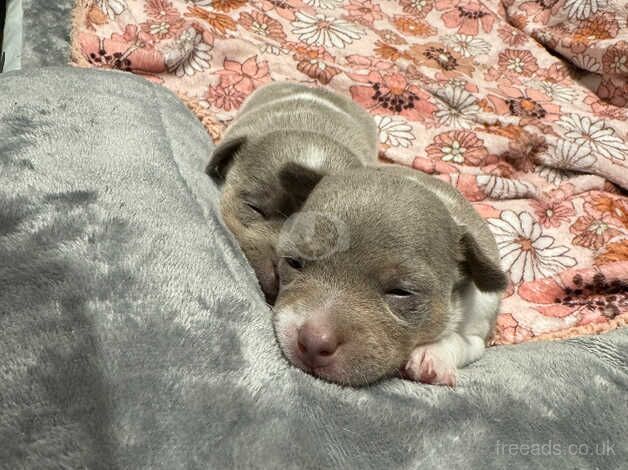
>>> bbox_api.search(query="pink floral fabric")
[71,0,628,345]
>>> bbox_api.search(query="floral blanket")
[71,0,628,345]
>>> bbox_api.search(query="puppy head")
[207,132,361,303]
[273,166,506,386]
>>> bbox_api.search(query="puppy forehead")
[304,185,457,246]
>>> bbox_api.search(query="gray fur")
[1,67,626,470]
[272,167,506,385]
[207,82,378,302]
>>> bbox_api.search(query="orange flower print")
[497,24,528,47]
[571,213,622,250]
[293,46,340,84]
[531,195,575,228]
[426,130,488,165]
[590,194,628,227]
[595,240,628,264]
[561,13,619,54]
[349,72,436,122]
[185,6,237,36]
[205,0,247,12]
[345,0,384,26]
[144,0,180,21]
[488,85,560,122]
[217,55,271,94]
[400,0,434,18]
[435,0,495,35]
[239,11,287,42]
[206,83,247,111]
[374,29,407,45]
[520,0,564,26]
[374,42,403,61]
[602,41,628,76]
[392,16,437,37]
[497,49,539,76]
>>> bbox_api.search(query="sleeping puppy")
[272,165,507,386]
[206,82,378,303]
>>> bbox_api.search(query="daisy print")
[291,12,363,48]
[375,116,416,148]
[303,0,343,8]
[96,0,127,19]
[434,85,480,129]
[165,27,212,77]
[534,166,576,186]
[477,175,537,199]
[558,114,627,161]
[548,138,596,171]
[572,54,601,73]
[528,80,577,104]
[564,0,607,20]
[488,210,577,284]
[442,34,491,58]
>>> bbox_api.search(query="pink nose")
[296,322,339,368]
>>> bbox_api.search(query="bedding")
[1,0,23,72]
[1,65,627,470]
[70,0,628,345]
[19,0,74,69]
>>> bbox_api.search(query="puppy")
[272,165,507,386]
[206,82,378,303]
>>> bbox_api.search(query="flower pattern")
[291,12,363,48]
[488,210,577,283]
[74,0,628,345]
[375,116,416,148]
[433,85,480,129]
[165,27,212,77]
[558,114,627,161]
[426,130,488,165]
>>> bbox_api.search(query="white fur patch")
[302,146,327,171]
[271,92,350,118]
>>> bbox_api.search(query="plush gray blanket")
[1,67,626,470]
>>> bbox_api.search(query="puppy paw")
[403,345,457,387]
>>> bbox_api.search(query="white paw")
[403,344,457,387]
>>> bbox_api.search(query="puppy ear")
[279,162,325,208]
[205,136,247,180]
[460,231,507,292]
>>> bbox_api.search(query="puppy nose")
[297,322,339,367]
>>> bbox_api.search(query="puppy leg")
[404,334,486,386]
[404,290,501,387]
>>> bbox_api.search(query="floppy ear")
[205,136,247,180]
[278,162,325,209]
[460,231,507,292]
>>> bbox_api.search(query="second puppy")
[273,165,507,386]
[206,82,377,303]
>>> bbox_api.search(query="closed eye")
[244,201,267,218]
[385,288,414,297]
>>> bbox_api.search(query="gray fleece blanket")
[1,67,626,470]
